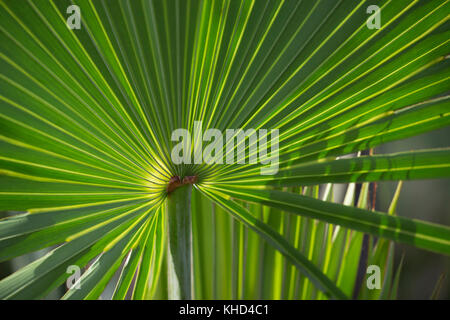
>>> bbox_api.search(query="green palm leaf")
[0,0,449,300]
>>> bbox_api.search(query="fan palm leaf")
[0,0,449,300]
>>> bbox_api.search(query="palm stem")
[166,185,193,299]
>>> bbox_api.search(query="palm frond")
[0,0,449,300]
